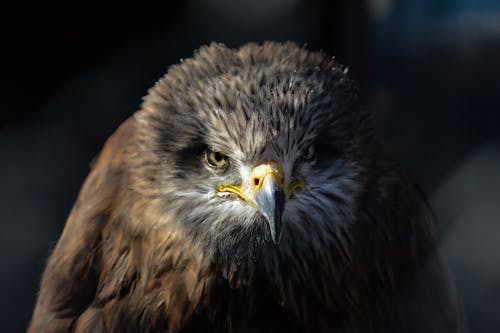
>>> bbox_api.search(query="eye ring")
[205,148,229,169]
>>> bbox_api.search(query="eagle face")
[29,42,465,333]
[134,42,367,260]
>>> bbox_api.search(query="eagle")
[28,42,466,332]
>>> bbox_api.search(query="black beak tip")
[259,188,285,245]
[270,228,279,244]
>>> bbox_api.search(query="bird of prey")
[28,42,466,333]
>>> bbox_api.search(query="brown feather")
[28,42,467,333]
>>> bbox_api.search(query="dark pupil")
[214,152,222,162]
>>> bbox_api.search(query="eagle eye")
[302,145,316,162]
[205,148,229,169]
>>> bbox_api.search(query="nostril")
[254,178,260,187]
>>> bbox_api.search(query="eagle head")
[131,42,368,268]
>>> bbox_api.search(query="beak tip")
[269,228,280,244]
[252,164,286,244]
[257,190,285,245]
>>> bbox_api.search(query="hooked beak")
[218,161,286,244]
[252,162,286,244]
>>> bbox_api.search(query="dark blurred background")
[1,1,499,332]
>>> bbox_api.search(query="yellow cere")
[251,161,285,191]
[217,161,305,204]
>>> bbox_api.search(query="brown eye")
[205,148,229,169]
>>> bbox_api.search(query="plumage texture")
[29,42,466,332]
